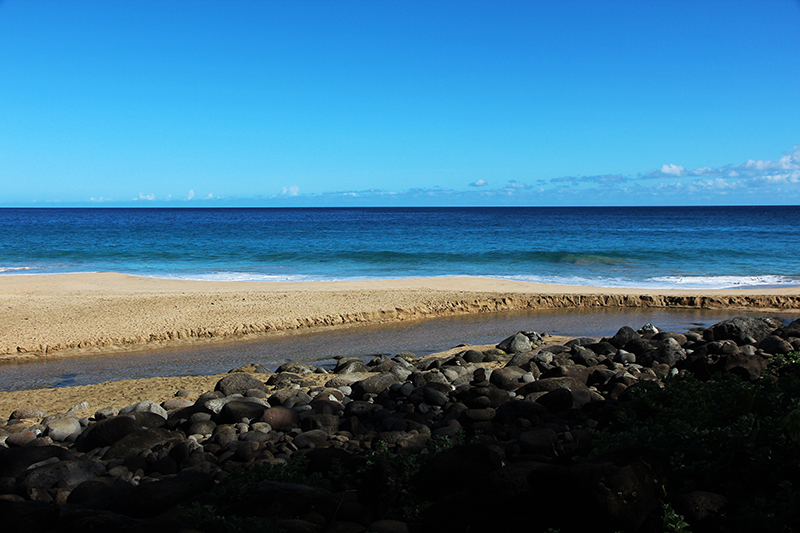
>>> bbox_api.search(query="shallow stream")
[1,307,797,392]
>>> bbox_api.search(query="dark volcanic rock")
[0,446,75,478]
[536,387,574,413]
[489,366,527,390]
[67,477,114,504]
[517,377,588,395]
[2,315,793,533]
[9,408,46,420]
[128,411,167,429]
[527,452,664,532]
[605,326,640,348]
[276,361,317,374]
[774,319,800,339]
[214,373,268,396]
[586,341,617,356]
[494,399,546,425]
[656,338,686,367]
[758,335,794,355]
[623,337,653,356]
[461,349,485,363]
[351,373,401,400]
[103,428,182,461]
[709,316,779,345]
[260,406,301,431]
[653,331,688,346]
[497,333,532,354]
[517,428,558,455]
[83,471,214,518]
[75,415,141,452]
[17,458,106,490]
[413,444,503,500]
[334,358,370,374]
[712,351,770,381]
[219,400,268,423]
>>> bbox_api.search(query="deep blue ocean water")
[1,206,799,289]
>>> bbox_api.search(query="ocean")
[1,206,799,289]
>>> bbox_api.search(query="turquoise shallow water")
[1,206,799,289]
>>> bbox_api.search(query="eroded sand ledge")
[2,272,799,360]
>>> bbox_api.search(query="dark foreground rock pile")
[1,316,799,532]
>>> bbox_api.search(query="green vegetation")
[182,503,279,533]
[590,358,800,532]
[769,349,800,373]
[180,432,467,531]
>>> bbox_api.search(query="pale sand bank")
[2,273,799,361]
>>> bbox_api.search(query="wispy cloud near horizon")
[20,145,800,207]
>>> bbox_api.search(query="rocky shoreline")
[1,315,800,532]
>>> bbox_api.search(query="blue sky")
[1,0,799,207]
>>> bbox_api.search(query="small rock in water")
[275,361,316,375]
[497,332,533,354]
[639,323,659,335]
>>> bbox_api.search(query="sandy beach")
[2,272,800,361]
[1,272,798,415]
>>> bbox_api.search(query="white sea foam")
[165,272,340,283]
[501,274,800,290]
[0,266,36,274]
[501,274,654,289]
[648,275,800,290]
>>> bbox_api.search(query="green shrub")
[180,432,467,528]
[591,371,800,531]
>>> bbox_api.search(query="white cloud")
[642,166,683,179]
[689,166,718,176]
[660,164,686,176]
[551,174,627,185]
[89,196,113,202]
[742,147,800,171]
[688,177,741,191]
[103,145,790,207]
[750,170,800,186]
